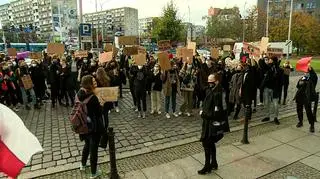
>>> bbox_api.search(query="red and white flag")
[0,104,43,178]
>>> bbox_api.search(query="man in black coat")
[48,58,62,107]
[261,56,283,125]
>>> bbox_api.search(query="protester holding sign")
[150,64,163,115]
[131,64,148,118]
[105,60,121,113]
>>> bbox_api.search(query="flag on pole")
[296,57,312,73]
[0,104,43,178]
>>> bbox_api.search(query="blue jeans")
[165,92,177,113]
[20,87,36,106]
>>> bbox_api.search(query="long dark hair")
[81,75,94,92]
[96,67,110,87]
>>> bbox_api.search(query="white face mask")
[83,60,88,63]
[187,64,192,68]
[138,65,143,69]
[12,62,17,66]
[91,63,96,66]
[32,64,37,67]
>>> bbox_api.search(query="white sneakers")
[79,164,86,171]
[157,111,162,115]
[173,112,179,117]
[115,107,120,113]
[150,110,154,114]
[166,113,171,119]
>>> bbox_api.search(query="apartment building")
[139,17,156,34]
[0,0,78,42]
[83,7,138,37]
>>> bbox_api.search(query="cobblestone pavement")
[1,75,319,178]
[33,111,305,179]
[258,162,320,179]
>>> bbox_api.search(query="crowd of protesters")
[0,46,318,177]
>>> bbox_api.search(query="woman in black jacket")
[78,75,103,178]
[198,73,228,175]
[60,59,76,107]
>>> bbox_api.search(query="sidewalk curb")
[17,108,315,179]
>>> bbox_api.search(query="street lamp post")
[242,1,247,42]
[287,0,293,60]
[266,0,270,37]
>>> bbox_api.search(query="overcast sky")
[0,0,257,26]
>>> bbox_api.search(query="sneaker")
[257,102,263,106]
[150,110,154,114]
[178,112,182,116]
[135,108,138,112]
[157,111,162,115]
[261,117,270,122]
[296,122,303,128]
[173,112,179,117]
[185,112,191,117]
[131,106,136,110]
[13,107,19,112]
[166,113,171,119]
[142,112,146,119]
[138,112,142,118]
[115,107,120,113]
[274,118,280,125]
[199,110,203,115]
[79,164,86,171]
[90,170,102,179]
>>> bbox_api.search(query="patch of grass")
[283,58,320,74]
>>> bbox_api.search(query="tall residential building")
[83,7,138,39]
[0,0,78,43]
[139,17,156,35]
[257,0,320,19]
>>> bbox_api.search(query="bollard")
[313,92,319,122]
[108,127,119,179]
[241,105,251,144]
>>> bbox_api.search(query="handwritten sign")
[29,52,42,59]
[187,42,196,55]
[133,53,146,66]
[7,48,17,57]
[260,37,269,54]
[47,43,64,55]
[176,47,186,59]
[211,47,219,59]
[158,51,171,71]
[96,87,119,104]
[21,75,33,90]
[99,52,113,63]
[138,46,147,54]
[158,40,171,51]
[118,36,138,45]
[223,45,231,52]
[104,44,113,52]
[124,47,138,55]
[182,49,193,64]
[74,51,88,58]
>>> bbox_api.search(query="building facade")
[83,7,138,40]
[257,0,320,19]
[139,17,155,35]
[0,0,78,43]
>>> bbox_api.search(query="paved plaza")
[1,75,320,178]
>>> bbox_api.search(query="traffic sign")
[79,23,92,42]
[285,40,292,46]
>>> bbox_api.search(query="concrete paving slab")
[266,127,308,143]
[123,170,147,179]
[215,156,275,179]
[256,144,310,168]
[172,156,203,177]
[192,152,205,165]
[233,135,282,155]
[300,155,320,171]
[141,162,185,179]
[217,145,250,166]
[288,135,320,154]
[188,173,221,179]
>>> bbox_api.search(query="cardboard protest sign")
[158,40,171,51]
[187,42,196,55]
[223,45,231,52]
[138,46,147,54]
[47,43,64,55]
[158,51,171,71]
[124,47,138,55]
[176,47,186,59]
[104,44,113,52]
[95,87,119,105]
[74,51,88,58]
[99,52,113,63]
[21,75,33,90]
[118,36,138,45]
[133,53,146,66]
[211,47,219,59]
[182,48,193,64]
[7,48,17,57]
[29,52,42,59]
[296,57,312,73]
[260,37,269,54]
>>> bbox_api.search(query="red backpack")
[69,94,93,134]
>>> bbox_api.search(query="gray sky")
[0,0,257,26]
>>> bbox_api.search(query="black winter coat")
[200,84,229,141]
[241,67,255,105]
[60,66,75,90]
[48,63,61,88]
